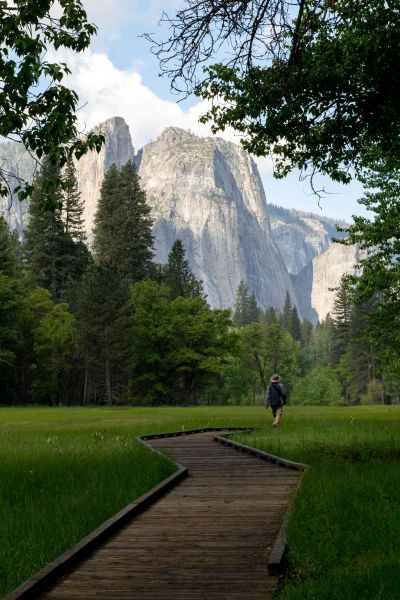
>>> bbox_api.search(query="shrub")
[290,366,342,405]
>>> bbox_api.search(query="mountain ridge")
[0,116,359,321]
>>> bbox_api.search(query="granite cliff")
[267,204,348,275]
[292,243,360,323]
[76,117,135,237]
[136,127,297,310]
[0,141,36,236]
[0,117,358,320]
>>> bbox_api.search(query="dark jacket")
[265,383,287,408]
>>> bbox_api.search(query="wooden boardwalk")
[38,431,301,599]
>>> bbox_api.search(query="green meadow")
[1,406,400,598]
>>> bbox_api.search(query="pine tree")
[77,262,131,405]
[0,216,19,277]
[233,280,250,327]
[0,218,23,401]
[282,291,293,331]
[247,291,261,323]
[62,157,86,242]
[0,274,23,402]
[82,160,154,404]
[24,160,69,301]
[301,319,314,348]
[163,239,204,300]
[93,161,154,283]
[347,298,381,403]
[311,314,336,367]
[289,306,302,341]
[331,280,353,364]
[263,306,277,324]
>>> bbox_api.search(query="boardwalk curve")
[6,430,304,600]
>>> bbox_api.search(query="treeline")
[0,159,236,406]
[228,277,399,406]
[0,158,398,406]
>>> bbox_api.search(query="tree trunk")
[83,352,90,405]
[105,357,112,406]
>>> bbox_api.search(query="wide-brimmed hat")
[270,373,281,383]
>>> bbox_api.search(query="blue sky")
[64,0,366,223]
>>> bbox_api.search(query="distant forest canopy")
[0,159,398,407]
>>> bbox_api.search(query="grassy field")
[1,405,400,598]
[233,406,400,600]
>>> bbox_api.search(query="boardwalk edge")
[213,432,308,577]
[4,426,302,598]
[4,462,188,600]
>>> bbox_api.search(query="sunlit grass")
[0,405,261,595]
[1,405,400,597]
[232,406,400,600]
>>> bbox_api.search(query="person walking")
[265,374,287,427]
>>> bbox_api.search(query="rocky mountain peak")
[0,116,359,321]
[76,116,135,237]
[137,127,295,310]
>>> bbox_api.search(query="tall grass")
[0,405,261,595]
[1,405,400,598]
[233,406,400,600]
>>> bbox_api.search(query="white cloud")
[56,49,274,175]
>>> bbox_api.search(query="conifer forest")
[1,158,398,408]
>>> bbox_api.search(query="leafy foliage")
[0,274,23,400]
[31,302,77,404]
[290,366,342,406]
[149,1,400,182]
[0,0,104,200]
[131,280,235,404]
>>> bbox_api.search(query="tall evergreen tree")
[93,161,154,283]
[163,239,204,300]
[233,280,250,327]
[301,319,314,348]
[24,160,68,301]
[331,280,353,364]
[311,314,336,367]
[0,274,23,402]
[263,306,278,324]
[0,218,23,401]
[289,306,302,342]
[247,291,261,324]
[346,298,381,403]
[24,159,89,303]
[77,262,131,405]
[339,157,400,382]
[0,217,19,277]
[62,157,86,242]
[282,291,293,331]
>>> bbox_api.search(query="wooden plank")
[4,467,188,600]
[5,429,304,600]
[213,433,308,575]
[213,433,307,470]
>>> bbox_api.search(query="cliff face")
[0,117,359,320]
[292,242,360,323]
[0,116,134,239]
[75,116,135,237]
[137,127,298,310]
[267,204,348,275]
[0,142,36,236]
